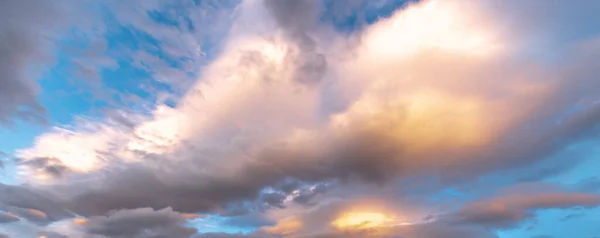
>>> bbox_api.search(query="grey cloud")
[62,162,271,216]
[0,233,9,238]
[196,233,264,238]
[263,0,328,85]
[102,109,147,130]
[258,192,287,209]
[0,151,6,169]
[59,128,407,216]
[577,177,600,192]
[18,157,70,180]
[0,0,118,126]
[486,1,600,43]
[0,212,19,224]
[446,192,600,229]
[0,183,72,223]
[83,207,197,238]
[6,206,49,224]
[0,1,61,124]
[0,0,234,125]
[293,184,329,206]
[37,231,67,238]
[560,213,585,222]
[263,0,318,32]
[105,0,237,90]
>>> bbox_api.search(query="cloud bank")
[2,0,600,237]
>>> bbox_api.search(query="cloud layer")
[2,0,600,237]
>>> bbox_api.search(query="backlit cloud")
[2,0,600,237]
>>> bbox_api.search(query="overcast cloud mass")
[1,0,600,237]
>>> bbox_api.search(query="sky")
[1,0,600,237]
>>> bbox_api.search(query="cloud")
[197,233,264,238]
[7,0,600,237]
[560,213,585,222]
[16,0,599,214]
[0,0,236,125]
[447,192,600,229]
[77,207,197,238]
[578,177,600,192]
[37,231,68,238]
[0,183,71,223]
[231,197,497,238]
[6,207,49,224]
[18,157,71,180]
[263,0,327,85]
[0,1,61,124]
[296,224,496,238]
[235,186,600,238]
[259,216,303,236]
[0,212,19,224]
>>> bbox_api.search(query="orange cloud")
[73,218,88,225]
[332,212,391,230]
[181,213,200,219]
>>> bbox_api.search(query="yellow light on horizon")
[73,218,88,225]
[332,212,391,230]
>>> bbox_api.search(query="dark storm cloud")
[82,207,197,238]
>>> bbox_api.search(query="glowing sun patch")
[332,212,391,230]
